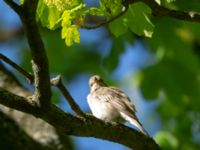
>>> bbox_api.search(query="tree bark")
[0,62,74,150]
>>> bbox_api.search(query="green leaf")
[140,57,200,106]
[86,7,105,16]
[42,0,82,11]
[125,2,154,37]
[166,0,176,3]
[19,0,24,5]
[61,10,72,28]
[100,0,123,18]
[157,98,182,118]
[109,2,154,37]
[37,0,83,29]
[72,7,104,21]
[61,10,80,46]
[156,0,176,5]
[64,26,80,46]
[155,0,161,5]
[109,16,128,37]
[155,131,179,149]
[37,0,61,29]
[48,7,61,29]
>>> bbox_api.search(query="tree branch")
[4,0,52,109]
[0,111,53,150]
[133,0,200,23]
[0,88,161,150]
[0,53,34,83]
[51,75,86,118]
[0,62,74,150]
[3,0,24,16]
[0,56,85,117]
[80,6,129,29]
[0,53,85,117]
[0,88,40,114]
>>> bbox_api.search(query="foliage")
[109,2,154,37]
[36,0,153,46]
[139,16,200,149]
[2,0,200,149]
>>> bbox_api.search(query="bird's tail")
[129,116,149,136]
[121,112,149,136]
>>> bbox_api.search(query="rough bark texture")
[0,63,73,150]
[0,111,53,150]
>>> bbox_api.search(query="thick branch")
[0,111,53,150]
[0,88,39,115]
[51,75,85,118]
[4,0,52,108]
[0,54,85,117]
[0,62,74,150]
[0,88,161,150]
[133,0,200,23]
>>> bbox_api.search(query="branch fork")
[51,75,86,118]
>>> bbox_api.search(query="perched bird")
[87,75,149,136]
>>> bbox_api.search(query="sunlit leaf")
[37,0,61,29]
[37,0,82,29]
[100,0,123,18]
[43,0,82,11]
[155,131,179,149]
[19,0,24,5]
[125,2,154,37]
[61,10,80,46]
[63,26,80,46]
[109,2,154,37]
[109,16,128,37]
[166,0,176,3]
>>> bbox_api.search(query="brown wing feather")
[94,87,137,115]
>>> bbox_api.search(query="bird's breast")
[87,94,120,121]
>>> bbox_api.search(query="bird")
[87,75,149,136]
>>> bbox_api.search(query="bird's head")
[89,75,106,91]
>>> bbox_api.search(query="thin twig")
[0,53,34,83]
[3,0,24,16]
[0,54,85,117]
[51,75,86,118]
[80,6,129,29]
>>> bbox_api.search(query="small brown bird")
[87,75,149,136]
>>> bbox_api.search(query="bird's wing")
[94,87,137,115]
[91,87,149,136]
